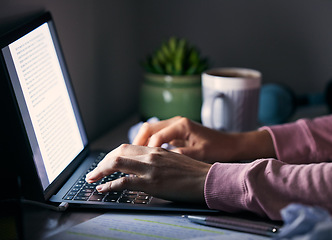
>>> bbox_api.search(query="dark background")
[1,0,332,141]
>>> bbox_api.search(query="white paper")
[47,213,271,240]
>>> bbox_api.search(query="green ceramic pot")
[139,73,202,122]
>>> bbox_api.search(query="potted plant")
[139,37,209,122]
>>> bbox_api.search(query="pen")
[185,215,279,237]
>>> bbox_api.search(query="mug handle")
[201,92,225,130]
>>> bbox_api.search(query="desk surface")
[23,205,103,240]
[46,212,274,240]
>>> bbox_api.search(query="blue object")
[259,84,296,125]
[275,204,332,240]
[259,83,329,126]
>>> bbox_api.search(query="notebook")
[0,12,215,213]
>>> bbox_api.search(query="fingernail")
[96,185,103,191]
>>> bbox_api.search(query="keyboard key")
[125,191,139,195]
[134,199,149,204]
[87,182,99,186]
[77,192,92,197]
[66,191,77,196]
[74,196,89,201]
[118,197,133,204]
[108,191,122,196]
[64,195,74,200]
[92,191,105,196]
[139,192,149,196]
[104,194,119,202]
[80,188,94,193]
[136,195,150,200]
[88,195,105,201]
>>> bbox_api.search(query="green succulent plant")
[142,37,208,76]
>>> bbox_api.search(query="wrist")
[232,130,276,161]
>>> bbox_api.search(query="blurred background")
[1,0,332,141]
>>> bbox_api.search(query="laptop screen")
[1,14,88,191]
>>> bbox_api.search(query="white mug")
[201,67,261,132]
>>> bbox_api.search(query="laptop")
[0,12,215,213]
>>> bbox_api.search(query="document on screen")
[8,23,84,183]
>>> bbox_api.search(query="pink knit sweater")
[204,115,332,220]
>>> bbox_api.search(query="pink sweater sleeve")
[204,115,332,220]
[261,115,332,164]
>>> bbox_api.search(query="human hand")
[132,116,241,163]
[133,116,276,163]
[85,144,211,203]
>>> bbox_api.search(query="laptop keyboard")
[63,153,152,204]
